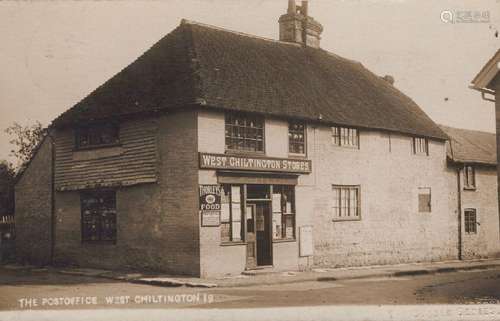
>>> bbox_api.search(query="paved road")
[0,267,499,310]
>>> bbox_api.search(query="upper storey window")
[225,113,264,152]
[76,123,119,149]
[332,126,359,148]
[288,121,306,155]
[464,165,476,190]
[413,137,428,156]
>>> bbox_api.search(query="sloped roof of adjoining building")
[52,20,447,140]
[439,125,497,166]
[470,49,500,92]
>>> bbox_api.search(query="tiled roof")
[53,20,447,140]
[439,125,497,165]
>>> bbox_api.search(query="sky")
[0,0,499,163]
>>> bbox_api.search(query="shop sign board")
[199,153,312,174]
[200,185,222,227]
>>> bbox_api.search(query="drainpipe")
[456,167,463,260]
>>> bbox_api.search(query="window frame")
[412,137,429,156]
[464,208,478,234]
[418,187,432,213]
[75,122,120,150]
[80,190,117,244]
[220,184,245,244]
[220,184,297,245]
[331,126,360,149]
[288,121,307,156]
[271,185,296,241]
[463,165,476,190]
[331,185,361,222]
[224,112,265,154]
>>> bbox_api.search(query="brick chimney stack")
[279,0,323,48]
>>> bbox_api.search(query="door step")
[242,266,274,276]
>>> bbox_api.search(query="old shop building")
[15,2,499,277]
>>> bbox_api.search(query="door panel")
[256,202,272,266]
[245,204,257,269]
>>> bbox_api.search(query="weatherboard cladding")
[53,20,446,140]
[54,119,158,191]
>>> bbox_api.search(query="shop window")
[413,137,428,155]
[220,185,244,242]
[272,185,296,240]
[289,121,306,155]
[81,190,117,243]
[76,123,119,149]
[332,185,360,221]
[225,113,264,152]
[464,209,477,234]
[332,126,359,148]
[418,187,431,213]
[464,165,476,190]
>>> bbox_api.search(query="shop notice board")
[299,225,313,257]
[199,185,222,227]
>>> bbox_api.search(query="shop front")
[199,153,311,272]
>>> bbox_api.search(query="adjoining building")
[470,49,500,198]
[440,125,500,259]
[15,1,500,277]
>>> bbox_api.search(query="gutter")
[469,85,496,102]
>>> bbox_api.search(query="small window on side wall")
[418,187,431,213]
[413,137,428,155]
[464,165,476,190]
[76,123,119,149]
[288,121,306,155]
[464,209,477,234]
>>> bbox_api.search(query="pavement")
[2,258,500,289]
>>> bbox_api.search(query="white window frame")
[413,137,429,156]
[332,185,361,222]
[332,126,359,149]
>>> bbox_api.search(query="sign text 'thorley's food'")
[199,153,312,174]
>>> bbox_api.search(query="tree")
[0,161,15,215]
[5,121,47,170]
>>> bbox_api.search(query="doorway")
[245,185,273,268]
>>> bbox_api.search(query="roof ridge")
[438,124,496,136]
[180,19,302,48]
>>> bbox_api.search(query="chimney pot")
[301,1,308,16]
[279,0,323,48]
[287,0,296,14]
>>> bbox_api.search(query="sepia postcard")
[0,1,499,320]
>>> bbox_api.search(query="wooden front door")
[245,204,257,269]
[256,202,272,266]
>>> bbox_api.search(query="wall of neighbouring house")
[494,77,500,213]
[53,111,201,275]
[15,136,53,266]
[458,166,500,259]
